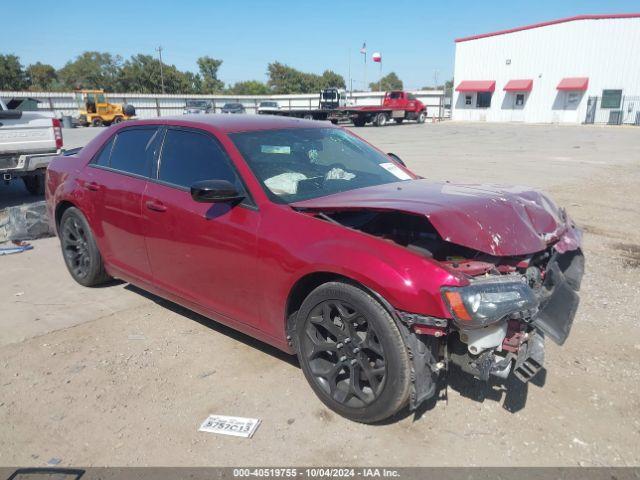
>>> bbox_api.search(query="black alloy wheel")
[296,282,411,423]
[303,299,387,407]
[59,207,111,286]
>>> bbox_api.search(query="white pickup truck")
[0,98,63,195]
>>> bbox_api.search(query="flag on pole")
[372,52,382,63]
[360,42,367,54]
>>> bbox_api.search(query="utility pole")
[156,46,165,94]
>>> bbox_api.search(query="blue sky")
[2,0,638,90]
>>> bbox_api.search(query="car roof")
[132,114,331,134]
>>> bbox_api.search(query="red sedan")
[46,115,584,423]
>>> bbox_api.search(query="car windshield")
[260,102,277,107]
[224,103,241,109]
[229,127,414,203]
[186,100,208,108]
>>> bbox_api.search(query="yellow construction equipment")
[74,89,136,127]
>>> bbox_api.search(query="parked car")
[257,101,280,114]
[1,98,63,195]
[221,102,246,114]
[46,115,584,423]
[183,99,214,115]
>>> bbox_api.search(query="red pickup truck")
[330,91,427,127]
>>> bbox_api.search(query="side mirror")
[387,152,406,167]
[190,180,244,203]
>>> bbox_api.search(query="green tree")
[228,80,270,95]
[0,54,27,90]
[117,54,197,94]
[197,56,224,93]
[319,70,346,89]
[444,79,453,96]
[369,72,403,92]
[267,62,345,94]
[58,51,122,91]
[26,62,58,91]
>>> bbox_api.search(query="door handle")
[85,181,100,191]
[145,200,167,212]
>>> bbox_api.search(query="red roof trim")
[504,79,533,92]
[456,13,640,43]
[455,80,496,93]
[557,77,589,91]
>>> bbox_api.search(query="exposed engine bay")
[314,209,585,409]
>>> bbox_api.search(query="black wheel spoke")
[359,361,383,393]
[349,365,371,404]
[362,330,384,357]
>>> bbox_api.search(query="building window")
[567,92,580,106]
[601,89,622,109]
[476,92,492,108]
[465,95,472,105]
[515,94,525,106]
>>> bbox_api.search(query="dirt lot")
[1,122,639,467]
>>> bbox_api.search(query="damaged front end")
[396,243,584,409]
[305,207,584,410]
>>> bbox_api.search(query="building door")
[585,96,597,124]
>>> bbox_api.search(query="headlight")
[441,276,539,328]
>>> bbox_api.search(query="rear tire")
[59,207,111,287]
[91,117,103,127]
[374,113,388,127]
[22,173,45,196]
[296,281,411,423]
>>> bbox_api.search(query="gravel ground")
[1,121,639,467]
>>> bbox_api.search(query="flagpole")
[360,42,367,92]
[348,48,352,98]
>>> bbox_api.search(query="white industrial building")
[452,14,640,124]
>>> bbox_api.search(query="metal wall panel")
[452,17,640,123]
[0,90,448,120]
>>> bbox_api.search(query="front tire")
[59,207,111,287]
[296,282,411,423]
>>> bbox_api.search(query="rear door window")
[109,127,160,177]
[158,128,241,189]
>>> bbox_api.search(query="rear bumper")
[1,150,62,179]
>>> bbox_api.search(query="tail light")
[52,118,63,150]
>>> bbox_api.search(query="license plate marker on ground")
[198,414,261,438]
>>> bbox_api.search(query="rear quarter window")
[93,138,114,166]
[108,128,160,177]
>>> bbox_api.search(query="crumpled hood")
[291,179,575,256]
